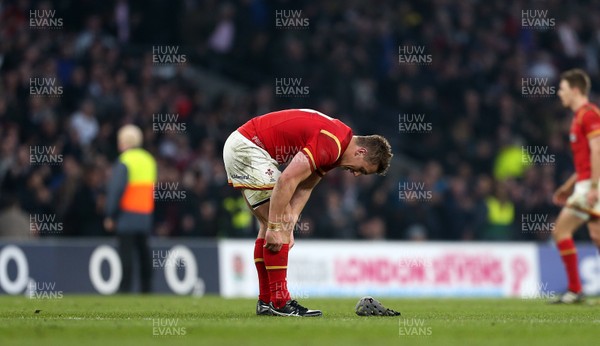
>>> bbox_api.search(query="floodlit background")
[4,0,600,241]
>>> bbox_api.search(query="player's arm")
[289,172,321,217]
[554,173,576,206]
[560,173,577,191]
[265,152,313,251]
[590,136,600,185]
[586,136,600,206]
[283,173,321,249]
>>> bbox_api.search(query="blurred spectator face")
[326,192,341,210]
[17,145,30,166]
[82,100,95,116]
[359,217,386,239]
[494,182,509,201]
[85,166,102,188]
[476,175,493,197]
[200,201,216,221]
[41,117,58,137]
[1,128,18,156]
[406,224,427,241]
[63,156,80,177]
[285,38,304,61]
[450,177,467,197]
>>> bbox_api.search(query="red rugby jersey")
[569,103,600,181]
[238,109,353,176]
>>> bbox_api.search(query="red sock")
[557,238,582,293]
[264,244,291,309]
[254,239,270,303]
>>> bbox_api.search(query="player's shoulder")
[575,103,600,122]
[293,108,337,120]
[579,103,600,115]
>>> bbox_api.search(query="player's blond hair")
[560,69,591,95]
[355,135,393,175]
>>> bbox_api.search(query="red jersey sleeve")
[300,130,343,177]
[581,108,600,139]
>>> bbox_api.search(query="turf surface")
[0,295,599,346]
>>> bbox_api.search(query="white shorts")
[566,180,600,220]
[223,131,281,208]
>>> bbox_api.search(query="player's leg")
[223,131,318,316]
[222,131,276,314]
[240,194,272,315]
[551,207,586,303]
[242,194,302,314]
[243,191,320,317]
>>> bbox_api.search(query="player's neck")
[570,97,588,112]
[339,137,357,166]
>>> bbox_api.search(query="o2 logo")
[0,245,205,296]
[0,245,29,294]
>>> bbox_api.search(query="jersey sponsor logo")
[231,174,250,180]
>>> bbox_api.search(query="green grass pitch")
[0,295,598,346]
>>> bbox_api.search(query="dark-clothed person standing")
[105,125,156,293]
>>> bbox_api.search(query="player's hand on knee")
[553,188,569,206]
[264,230,283,252]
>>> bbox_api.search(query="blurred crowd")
[1,0,600,241]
